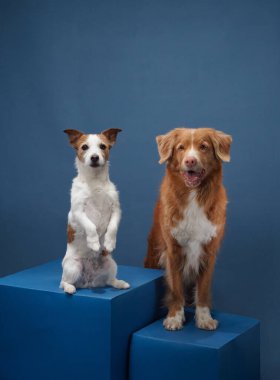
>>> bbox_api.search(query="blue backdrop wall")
[0,0,279,379]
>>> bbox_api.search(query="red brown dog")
[144,128,232,330]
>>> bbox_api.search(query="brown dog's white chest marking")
[172,190,217,275]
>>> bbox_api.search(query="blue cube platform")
[130,310,260,380]
[0,260,163,380]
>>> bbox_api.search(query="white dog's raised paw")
[87,236,100,252]
[111,279,130,289]
[104,237,116,253]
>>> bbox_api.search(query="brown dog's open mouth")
[182,169,205,187]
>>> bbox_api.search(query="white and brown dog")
[60,128,130,294]
[145,128,232,331]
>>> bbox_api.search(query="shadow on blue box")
[0,260,164,380]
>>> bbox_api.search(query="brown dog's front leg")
[163,240,186,330]
[195,252,218,330]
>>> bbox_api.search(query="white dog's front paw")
[87,235,100,252]
[195,306,218,331]
[104,235,116,253]
[111,279,130,289]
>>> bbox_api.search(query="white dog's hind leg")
[111,278,130,289]
[105,256,130,289]
[61,282,76,294]
[61,251,82,295]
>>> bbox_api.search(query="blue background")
[0,0,279,379]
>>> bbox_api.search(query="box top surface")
[133,310,259,349]
[0,260,163,300]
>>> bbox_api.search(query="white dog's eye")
[100,144,106,150]
[178,144,184,150]
[81,144,89,150]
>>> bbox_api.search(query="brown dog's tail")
[144,230,161,269]
[144,201,166,269]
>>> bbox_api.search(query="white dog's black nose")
[91,154,99,163]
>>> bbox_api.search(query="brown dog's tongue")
[184,171,199,180]
[182,171,202,187]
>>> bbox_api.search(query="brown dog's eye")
[200,143,208,151]
[81,144,89,150]
[178,144,184,150]
[100,144,106,150]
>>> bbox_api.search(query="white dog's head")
[64,128,122,168]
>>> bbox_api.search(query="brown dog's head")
[64,128,122,168]
[156,128,232,188]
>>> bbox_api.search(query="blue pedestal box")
[0,260,163,380]
[130,310,260,380]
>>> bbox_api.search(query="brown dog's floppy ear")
[156,131,175,164]
[64,129,84,147]
[211,130,232,162]
[101,128,122,146]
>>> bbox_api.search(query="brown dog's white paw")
[163,308,185,331]
[195,306,218,330]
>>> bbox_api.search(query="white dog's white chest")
[85,190,113,233]
[171,192,217,274]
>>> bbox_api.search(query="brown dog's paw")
[195,306,218,330]
[196,318,218,330]
[163,309,185,331]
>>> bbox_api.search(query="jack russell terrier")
[60,128,130,294]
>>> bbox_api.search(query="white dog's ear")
[101,128,122,146]
[210,130,232,162]
[156,131,175,164]
[64,129,84,147]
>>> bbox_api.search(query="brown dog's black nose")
[91,154,99,163]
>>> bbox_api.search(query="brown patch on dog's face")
[64,129,88,162]
[156,128,232,188]
[97,134,111,161]
[75,135,90,162]
[95,128,122,162]
[67,224,75,243]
